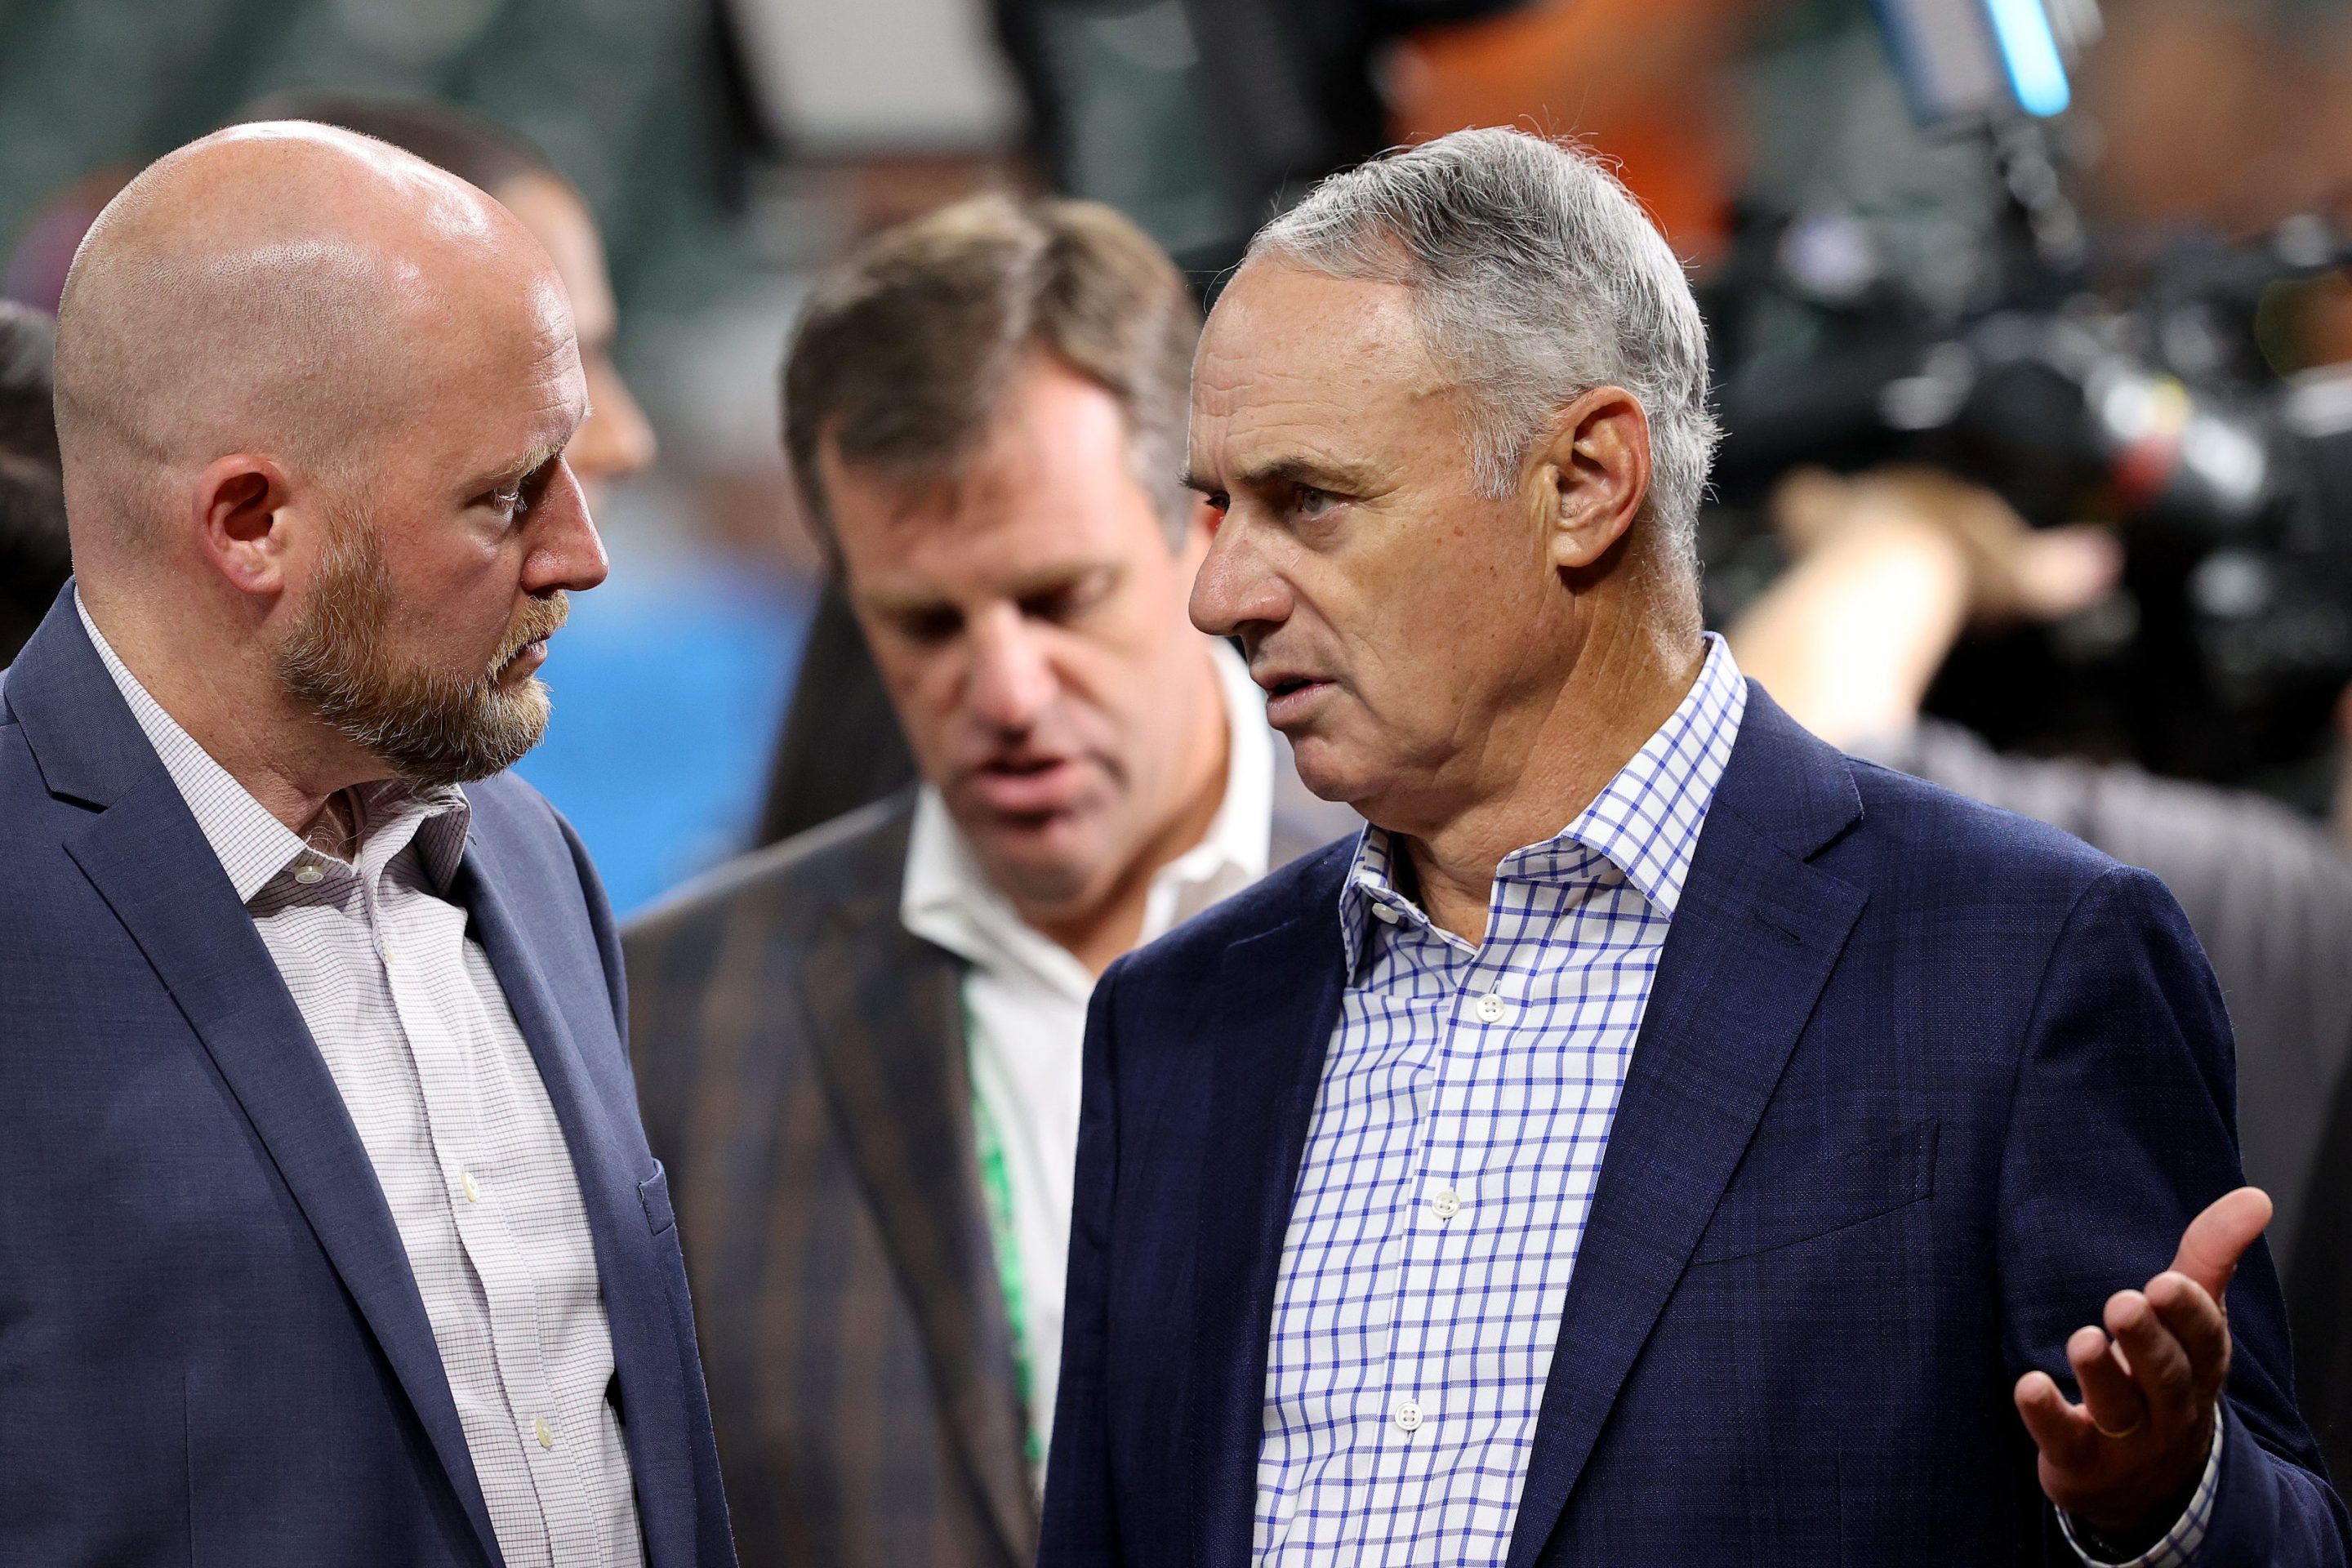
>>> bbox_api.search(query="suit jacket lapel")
[454,833,706,1564]
[1503,689,1868,1568]
[801,871,1037,1566]
[1190,865,1352,1568]
[16,594,506,1568]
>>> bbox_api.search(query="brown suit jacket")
[625,788,1347,1568]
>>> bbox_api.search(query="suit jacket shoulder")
[630,791,912,959]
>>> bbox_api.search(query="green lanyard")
[966,999,1046,1479]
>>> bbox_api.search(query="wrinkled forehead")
[1189,262,1446,462]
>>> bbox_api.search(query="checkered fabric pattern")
[79,598,644,1568]
[1252,635,1748,1566]
[1250,632,2213,1567]
[2060,1423,2222,1567]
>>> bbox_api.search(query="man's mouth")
[1258,671,1334,724]
[967,755,1085,817]
[498,638,551,680]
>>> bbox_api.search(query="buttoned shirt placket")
[350,795,615,1568]
[1254,636,1747,1568]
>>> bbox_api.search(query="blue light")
[1984,0,2072,116]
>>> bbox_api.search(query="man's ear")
[1534,385,1652,572]
[191,453,295,597]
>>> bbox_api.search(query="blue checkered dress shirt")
[1250,635,2216,1568]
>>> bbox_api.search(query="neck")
[1026,643,1232,977]
[1402,602,1705,946]
[82,582,386,843]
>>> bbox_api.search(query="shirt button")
[1474,991,1509,1024]
[533,1415,555,1450]
[292,862,324,885]
[1431,1187,1463,1222]
[461,1171,480,1205]
[1371,902,1400,925]
[1392,1398,1424,1433]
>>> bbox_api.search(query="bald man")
[0,126,735,1568]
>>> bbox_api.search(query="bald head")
[55,122,574,551]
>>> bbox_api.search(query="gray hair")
[1246,127,1718,572]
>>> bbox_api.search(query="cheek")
[873,647,971,760]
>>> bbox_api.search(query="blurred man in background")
[0,301,69,663]
[0,122,733,1567]
[626,193,1353,1568]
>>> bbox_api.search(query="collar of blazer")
[5,582,703,1568]
[1178,684,1870,1568]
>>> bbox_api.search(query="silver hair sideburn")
[1246,127,1720,573]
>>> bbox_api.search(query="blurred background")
[5,0,2351,913]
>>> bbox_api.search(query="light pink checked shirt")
[80,596,644,1568]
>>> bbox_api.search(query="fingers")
[2069,1321,2149,1437]
[2016,1368,2097,1469]
[2106,1290,2195,1430]
[2169,1187,2271,1303]
[2146,1271,2232,1401]
[2011,526,2122,621]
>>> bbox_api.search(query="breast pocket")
[638,1161,676,1236]
[1692,1118,1939,1264]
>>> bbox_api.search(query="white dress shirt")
[902,638,1274,1484]
[81,597,643,1568]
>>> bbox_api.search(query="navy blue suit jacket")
[0,591,736,1568]
[1039,683,2348,1566]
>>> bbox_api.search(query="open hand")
[2015,1187,2271,1542]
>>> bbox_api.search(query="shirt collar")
[1338,632,1748,970]
[902,637,1275,997]
[76,590,472,903]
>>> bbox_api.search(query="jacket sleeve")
[1997,864,2349,1566]
[1039,956,1127,1565]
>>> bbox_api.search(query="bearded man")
[0,124,734,1567]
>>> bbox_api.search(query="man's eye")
[895,609,961,645]
[1294,486,1338,519]
[1022,572,1113,624]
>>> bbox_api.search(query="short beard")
[277,510,568,787]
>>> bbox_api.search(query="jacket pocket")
[1692,1118,1939,1264]
[638,1161,676,1236]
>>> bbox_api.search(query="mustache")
[491,594,569,676]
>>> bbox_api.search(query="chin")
[1287,735,1376,808]
[956,805,1106,900]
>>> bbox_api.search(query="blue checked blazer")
[1038,682,2350,1567]
[0,590,737,1568]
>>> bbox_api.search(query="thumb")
[2170,1186,2272,1304]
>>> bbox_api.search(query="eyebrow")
[858,560,1122,615]
[461,412,590,496]
[1187,454,1384,496]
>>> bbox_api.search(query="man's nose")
[965,607,1056,733]
[523,460,610,596]
[1190,514,1287,638]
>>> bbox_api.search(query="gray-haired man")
[1039,127,2345,1566]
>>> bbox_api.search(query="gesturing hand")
[2015,1187,2272,1544]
